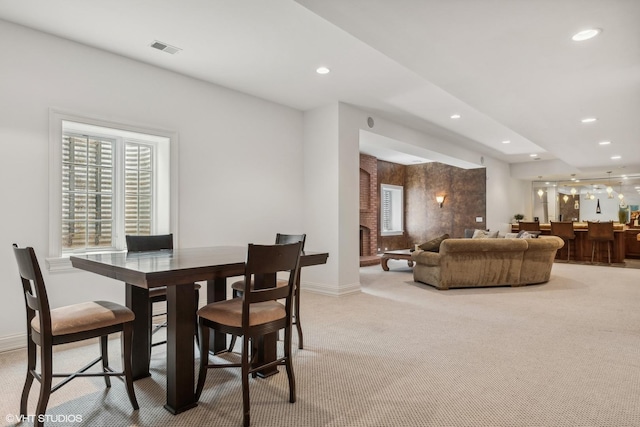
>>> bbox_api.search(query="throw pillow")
[464,228,477,238]
[472,229,499,239]
[418,234,450,252]
[517,230,541,239]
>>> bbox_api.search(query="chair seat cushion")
[31,301,135,336]
[230,278,287,292]
[197,298,285,328]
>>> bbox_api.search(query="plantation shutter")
[381,189,392,232]
[61,134,114,250]
[125,142,153,235]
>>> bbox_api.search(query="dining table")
[70,245,329,415]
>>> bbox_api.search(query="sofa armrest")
[412,250,441,266]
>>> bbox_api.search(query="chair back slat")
[12,244,52,332]
[275,233,306,249]
[550,221,575,239]
[518,221,541,232]
[126,234,173,252]
[243,242,302,306]
[247,285,290,303]
[587,221,614,241]
[245,242,302,275]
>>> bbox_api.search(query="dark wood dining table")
[70,246,328,415]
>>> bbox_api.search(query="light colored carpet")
[1,262,639,426]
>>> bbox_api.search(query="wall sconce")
[436,195,445,208]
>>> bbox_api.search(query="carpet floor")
[1,262,639,426]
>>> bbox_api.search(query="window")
[48,110,178,270]
[380,184,404,236]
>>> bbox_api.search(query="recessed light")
[502,140,511,144]
[450,114,461,119]
[572,28,601,41]
[530,154,537,157]
[316,66,330,74]
[611,155,622,160]
[581,117,597,123]
[599,141,611,145]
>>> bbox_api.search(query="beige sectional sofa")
[411,236,564,290]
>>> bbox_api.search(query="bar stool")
[550,221,576,261]
[518,221,540,232]
[587,221,614,264]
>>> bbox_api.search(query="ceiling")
[1,0,638,183]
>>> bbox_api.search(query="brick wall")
[359,154,378,256]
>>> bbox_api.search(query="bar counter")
[511,222,626,263]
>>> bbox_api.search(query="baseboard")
[301,280,361,296]
[0,333,26,353]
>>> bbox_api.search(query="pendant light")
[596,198,601,214]
[618,182,624,201]
[606,171,614,198]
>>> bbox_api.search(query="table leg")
[125,284,151,380]
[255,332,279,378]
[164,283,197,414]
[206,277,228,354]
[381,256,390,271]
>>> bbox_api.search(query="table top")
[382,249,413,256]
[70,246,329,288]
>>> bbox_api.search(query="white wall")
[0,21,307,348]
[485,157,531,232]
[0,20,531,349]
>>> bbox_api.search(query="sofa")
[411,236,564,290]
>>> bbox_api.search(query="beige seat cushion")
[230,278,287,292]
[197,298,285,328]
[31,301,135,336]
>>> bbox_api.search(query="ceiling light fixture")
[572,28,602,41]
[530,154,537,157]
[581,117,597,123]
[611,155,622,160]
[502,140,511,144]
[599,141,611,145]
[316,66,330,74]
[606,171,614,198]
[450,114,461,119]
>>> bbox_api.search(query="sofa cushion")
[472,229,499,239]
[418,234,450,252]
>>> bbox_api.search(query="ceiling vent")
[150,40,181,55]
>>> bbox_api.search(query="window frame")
[380,183,404,236]
[47,109,179,271]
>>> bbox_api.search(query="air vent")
[150,40,181,55]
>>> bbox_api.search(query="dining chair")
[196,242,302,427]
[587,221,615,264]
[550,221,576,261]
[518,221,541,232]
[12,244,138,427]
[229,233,306,350]
[125,234,200,352]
